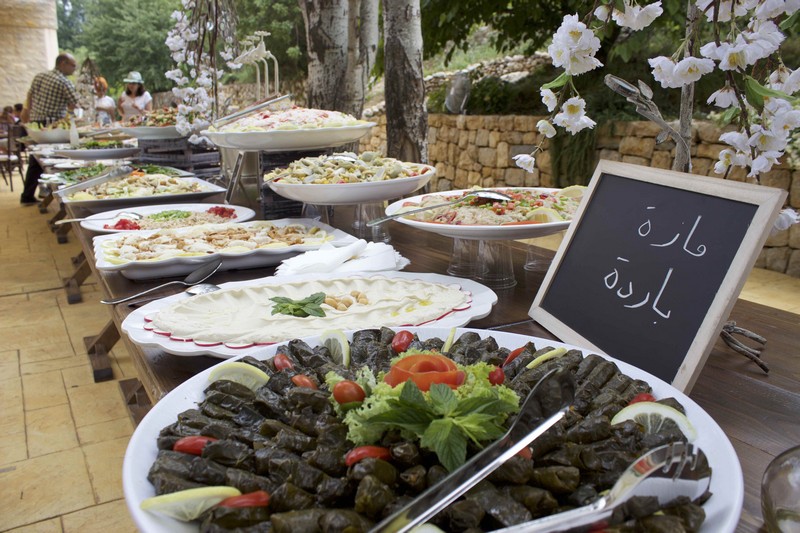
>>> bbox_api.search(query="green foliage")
[551,128,597,187]
[57,0,90,51]
[232,0,307,85]
[81,0,178,93]
[427,86,447,113]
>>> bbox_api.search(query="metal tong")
[52,165,134,198]
[372,368,576,533]
[211,93,293,130]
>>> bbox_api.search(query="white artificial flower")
[756,0,800,19]
[540,88,558,112]
[548,14,603,75]
[749,150,782,177]
[696,0,757,22]
[770,108,800,135]
[714,148,751,174]
[537,119,557,138]
[720,130,751,152]
[513,154,536,172]
[707,85,739,108]
[594,5,610,20]
[784,69,800,95]
[648,56,677,88]
[672,57,715,85]
[749,124,788,152]
[768,66,793,92]
[611,1,663,31]
[554,97,597,134]
[764,96,794,115]
[715,42,750,71]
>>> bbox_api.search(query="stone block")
[651,151,672,169]
[692,158,712,176]
[428,114,442,127]
[510,144,536,157]
[481,166,494,177]
[514,116,536,131]
[695,122,723,143]
[436,178,452,192]
[612,121,632,136]
[504,167,527,186]
[619,136,656,158]
[537,150,552,173]
[449,127,460,143]
[478,147,496,167]
[787,250,800,278]
[765,228,789,247]
[466,115,484,129]
[428,127,437,144]
[488,130,500,148]
[763,246,791,273]
[540,172,555,187]
[482,176,496,188]
[525,170,541,187]
[726,166,748,182]
[696,143,728,160]
[456,115,467,129]
[458,132,469,149]
[484,116,499,129]
[468,170,482,187]
[595,135,620,149]
[791,173,800,208]
[454,168,469,188]
[760,169,791,191]
[501,131,523,144]
[629,121,663,137]
[790,224,800,249]
[621,155,649,166]
[522,132,537,144]
[457,149,473,168]
[468,130,477,143]
[496,142,509,168]
[598,149,622,162]
[475,129,490,146]
[499,116,515,130]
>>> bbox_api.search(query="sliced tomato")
[384,353,465,391]
[218,490,270,508]
[516,446,532,460]
[345,445,391,466]
[332,380,366,404]
[503,346,526,367]
[273,353,294,371]
[173,435,218,455]
[391,330,415,354]
[488,366,505,386]
[628,392,656,405]
[291,374,318,389]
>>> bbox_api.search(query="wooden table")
[64,204,798,533]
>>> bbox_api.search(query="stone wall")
[359,113,800,277]
[0,0,59,106]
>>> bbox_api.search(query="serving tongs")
[53,165,134,199]
[211,93,293,130]
[494,441,711,532]
[372,368,576,533]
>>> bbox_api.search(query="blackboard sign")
[530,161,787,392]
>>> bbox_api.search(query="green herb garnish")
[269,292,327,317]
[366,381,518,471]
[149,210,191,221]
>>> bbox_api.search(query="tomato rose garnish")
[383,353,465,391]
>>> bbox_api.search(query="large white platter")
[59,177,225,210]
[94,218,358,280]
[55,147,141,160]
[267,169,434,205]
[123,326,742,533]
[120,272,497,358]
[202,122,376,152]
[25,128,70,144]
[386,187,572,241]
[79,203,256,233]
[118,125,184,140]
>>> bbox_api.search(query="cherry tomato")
[516,446,532,460]
[218,490,270,508]
[345,445,391,467]
[207,206,236,218]
[173,435,218,455]
[503,346,526,367]
[291,374,318,389]
[628,393,656,405]
[384,353,465,391]
[488,366,505,385]
[103,218,141,230]
[332,380,366,404]
[391,330,415,353]
[273,353,294,371]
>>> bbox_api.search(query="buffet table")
[61,201,798,533]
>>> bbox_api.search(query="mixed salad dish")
[264,152,433,185]
[66,171,206,201]
[126,107,180,127]
[98,222,334,264]
[401,187,587,226]
[209,106,368,133]
[103,206,238,231]
[134,327,710,532]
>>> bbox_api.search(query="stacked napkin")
[275,239,410,276]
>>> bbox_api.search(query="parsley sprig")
[366,381,518,471]
[269,292,327,317]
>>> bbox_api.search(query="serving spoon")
[126,282,221,307]
[101,258,223,305]
[55,211,143,226]
[366,190,513,227]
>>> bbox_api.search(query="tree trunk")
[299,0,349,110]
[341,0,378,117]
[383,0,427,163]
[673,0,700,173]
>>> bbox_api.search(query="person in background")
[12,103,24,123]
[117,71,153,122]
[19,52,80,205]
[94,76,116,126]
[0,106,14,134]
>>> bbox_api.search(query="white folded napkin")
[275,239,410,276]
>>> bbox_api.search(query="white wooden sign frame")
[530,160,787,392]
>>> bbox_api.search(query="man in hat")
[20,53,80,205]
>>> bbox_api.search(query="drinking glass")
[762,444,800,533]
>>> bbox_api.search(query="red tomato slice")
[503,346,526,367]
[291,374,318,389]
[628,392,656,405]
[173,435,218,455]
[218,490,270,508]
[384,353,465,391]
[345,445,391,466]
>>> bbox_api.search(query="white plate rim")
[122,325,743,533]
[120,271,498,358]
[118,125,183,140]
[59,177,225,208]
[79,203,256,233]
[202,122,376,151]
[386,187,574,241]
[94,218,357,274]
[54,147,141,160]
[267,168,435,205]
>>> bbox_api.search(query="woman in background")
[117,71,152,122]
[94,76,116,125]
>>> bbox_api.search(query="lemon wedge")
[208,362,269,392]
[140,486,241,521]
[611,401,697,442]
[557,185,587,199]
[320,329,350,367]
[525,347,567,369]
[526,207,563,223]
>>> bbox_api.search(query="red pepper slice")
[345,445,391,466]
[218,490,270,508]
[173,435,218,455]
